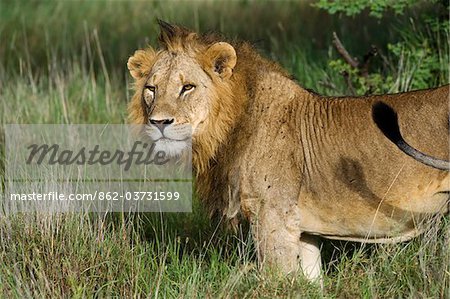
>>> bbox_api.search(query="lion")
[127,20,449,283]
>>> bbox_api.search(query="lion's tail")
[372,101,450,171]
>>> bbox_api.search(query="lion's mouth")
[144,125,191,144]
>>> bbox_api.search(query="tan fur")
[128,22,449,280]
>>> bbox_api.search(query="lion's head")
[128,21,243,170]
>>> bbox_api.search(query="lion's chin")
[153,138,189,157]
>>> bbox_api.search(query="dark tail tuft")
[372,101,449,171]
[372,101,402,144]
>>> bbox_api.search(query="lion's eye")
[143,86,156,106]
[180,84,195,95]
[145,85,156,93]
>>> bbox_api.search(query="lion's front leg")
[252,217,302,274]
[249,206,323,284]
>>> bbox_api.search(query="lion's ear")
[127,48,155,80]
[204,42,237,80]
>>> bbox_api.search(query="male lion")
[127,21,449,282]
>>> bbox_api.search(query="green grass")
[0,1,449,297]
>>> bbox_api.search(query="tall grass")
[0,1,448,297]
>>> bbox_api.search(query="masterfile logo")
[4,124,193,213]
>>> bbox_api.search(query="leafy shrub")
[317,0,449,94]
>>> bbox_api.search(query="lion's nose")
[150,118,174,133]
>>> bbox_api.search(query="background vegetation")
[0,0,448,297]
